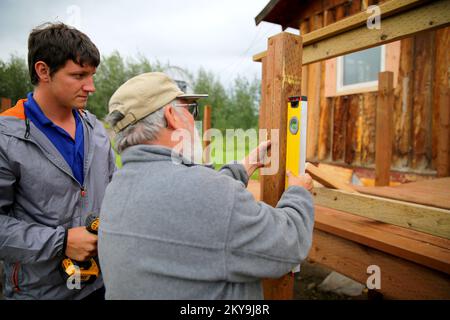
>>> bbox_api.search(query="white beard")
[181,125,204,164]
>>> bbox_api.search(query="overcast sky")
[0,0,298,87]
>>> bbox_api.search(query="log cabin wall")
[299,0,450,177]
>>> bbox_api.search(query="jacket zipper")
[11,262,21,293]
[10,114,94,189]
[81,186,86,197]
[13,135,84,189]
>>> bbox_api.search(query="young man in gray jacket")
[0,23,116,299]
[99,72,314,299]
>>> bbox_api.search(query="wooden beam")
[317,8,337,162]
[306,14,323,161]
[354,177,450,210]
[260,32,303,300]
[302,0,427,46]
[302,0,450,65]
[299,20,309,101]
[345,95,361,164]
[313,187,450,239]
[375,72,394,186]
[434,27,450,177]
[393,37,415,169]
[331,96,349,162]
[262,275,295,300]
[305,162,356,192]
[309,229,450,299]
[252,51,267,62]
[253,0,450,64]
[314,205,450,274]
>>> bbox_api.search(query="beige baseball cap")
[108,72,208,132]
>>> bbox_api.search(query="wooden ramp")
[354,177,450,210]
[246,179,450,299]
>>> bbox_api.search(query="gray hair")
[106,99,185,153]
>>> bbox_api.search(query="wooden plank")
[202,105,211,164]
[0,98,12,113]
[335,3,346,21]
[262,275,295,300]
[300,19,309,115]
[305,162,356,192]
[260,32,303,301]
[302,0,450,65]
[434,27,450,177]
[247,180,449,249]
[317,9,336,162]
[392,37,415,169]
[306,14,323,161]
[314,205,450,274]
[361,0,369,11]
[361,93,377,165]
[354,177,450,210]
[252,51,267,63]
[255,0,350,30]
[309,229,450,299]
[331,96,349,162]
[317,163,353,184]
[252,0,446,63]
[412,32,435,170]
[375,72,394,186]
[317,97,333,161]
[313,187,450,239]
[348,0,362,15]
[345,95,360,165]
[303,0,426,45]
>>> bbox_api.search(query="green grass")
[210,136,259,180]
[110,139,123,168]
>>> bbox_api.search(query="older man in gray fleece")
[98,72,314,300]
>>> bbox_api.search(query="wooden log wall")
[298,0,450,176]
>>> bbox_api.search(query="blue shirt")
[24,92,85,186]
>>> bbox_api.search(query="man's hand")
[287,171,313,193]
[65,227,98,261]
[241,140,271,177]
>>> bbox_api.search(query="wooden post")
[202,105,212,164]
[260,32,303,300]
[318,9,336,161]
[375,72,394,186]
[258,57,270,199]
[0,98,12,113]
[306,14,323,161]
[434,27,449,177]
[259,56,269,203]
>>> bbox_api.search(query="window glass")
[343,46,382,86]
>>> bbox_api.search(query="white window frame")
[336,45,386,93]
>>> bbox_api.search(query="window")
[336,45,385,92]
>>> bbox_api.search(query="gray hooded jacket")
[0,99,116,299]
[99,145,314,299]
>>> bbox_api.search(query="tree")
[193,69,231,132]
[0,54,261,131]
[88,51,166,119]
[0,55,33,104]
[228,76,260,130]
[193,70,260,132]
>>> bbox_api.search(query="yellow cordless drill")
[61,213,100,284]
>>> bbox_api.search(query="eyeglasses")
[173,102,199,119]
